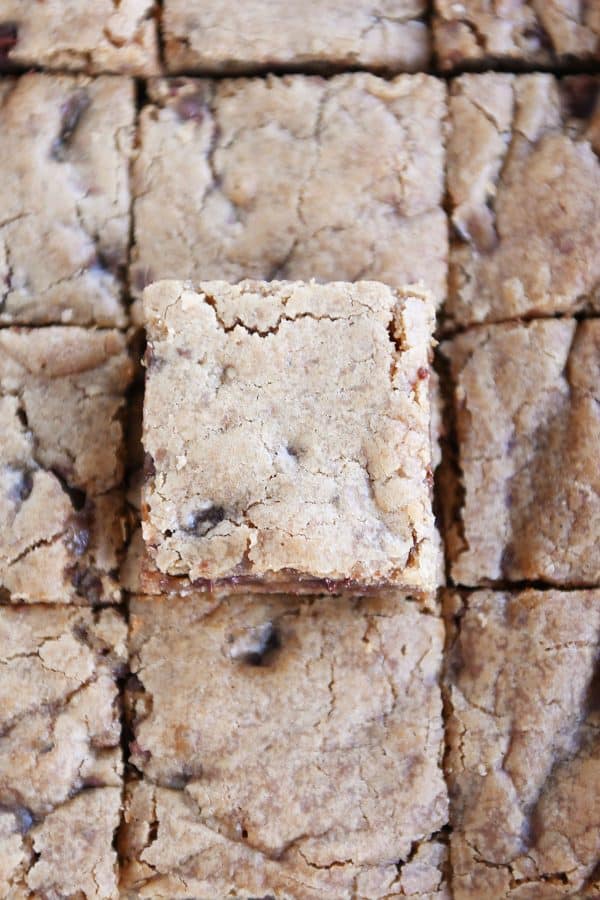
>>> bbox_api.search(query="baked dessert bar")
[120,591,448,898]
[442,318,600,587]
[0,0,158,75]
[446,588,600,899]
[0,604,126,898]
[446,73,600,327]
[163,0,430,74]
[0,73,134,326]
[434,0,600,70]
[142,280,440,593]
[0,327,133,603]
[131,74,447,307]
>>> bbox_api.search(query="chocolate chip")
[143,452,156,478]
[0,806,35,835]
[81,776,104,789]
[228,621,281,666]
[183,505,226,536]
[175,90,208,123]
[51,89,91,161]
[522,22,553,52]
[5,464,33,504]
[144,344,164,371]
[165,764,201,790]
[454,207,498,254]
[562,76,600,120]
[133,265,154,293]
[72,622,90,643]
[13,806,34,834]
[0,23,18,60]
[70,567,103,605]
[94,246,124,278]
[65,507,93,556]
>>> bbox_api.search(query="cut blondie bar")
[142,280,440,593]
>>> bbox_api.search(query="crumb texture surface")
[0,605,126,898]
[0,73,134,326]
[163,0,429,73]
[447,73,600,326]
[142,280,439,590]
[121,591,448,898]
[0,0,158,74]
[443,318,600,586]
[446,588,600,899]
[435,0,600,69]
[0,327,133,603]
[131,74,447,305]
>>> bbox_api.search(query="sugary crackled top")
[121,592,448,898]
[0,327,132,603]
[434,0,600,69]
[163,0,429,73]
[0,605,126,899]
[131,74,447,306]
[443,318,600,587]
[142,280,439,590]
[0,0,158,75]
[447,73,600,326]
[446,588,600,900]
[0,73,134,326]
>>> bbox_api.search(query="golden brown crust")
[0,73,134,326]
[163,0,430,73]
[0,1,159,75]
[434,0,600,70]
[0,327,133,603]
[0,605,126,898]
[131,74,448,306]
[446,74,600,327]
[442,319,600,587]
[120,591,448,897]
[445,588,600,899]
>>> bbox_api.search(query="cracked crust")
[445,73,600,327]
[445,588,600,899]
[130,74,448,309]
[120,591,449,898]
[0,0,159,75]
[441,318,600,587]
[0,327,133,604]
[163,0,430,73]
[141,280,440,593]
[0,604,126,898]
[0,73,134,326]
[434,0,600,69]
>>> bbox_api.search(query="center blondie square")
[141,280,440,593]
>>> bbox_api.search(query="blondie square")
[434,0,600,70]
[120,591,449,898]
[142,280,439,593]
[0,327,133,604]
[0,1,158,75]
[446,73,600,327]
[445,588,600,899]
[0,604,126,898]
[442,318,600,587]
[163,0,430,74]
[131,74,447,306]
[0,73,134,326]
